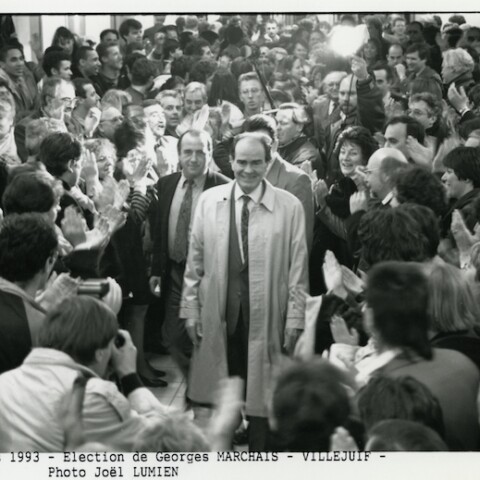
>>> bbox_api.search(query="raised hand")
[192,104,210,130]
[313,178,329,208]
[351,55,368,81]
[323,250,344,293]
[451,209,476,255]
[300,160,318,184]
[75,216,111,250]
[80,148,99,181]
[61,206,87,247]
[349,190,369,214]
[330,315,359,346]
[102,205,128,235]
[330,426,359,452]
[37,273,80,311]
[406,135,433,167]
[448,83,469,112]
[84,107,102,137]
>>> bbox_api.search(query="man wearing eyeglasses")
[14,78,77,162]
[149,129,229,381]
[238,72,265,118]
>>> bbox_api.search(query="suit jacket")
[312,95,340,148]
[14,109,42,162]
[179,180,309,417]
[379,348,480,451]
[150,169,230,280]
[266,154,314,252]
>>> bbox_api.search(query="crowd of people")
[0,12,480,453]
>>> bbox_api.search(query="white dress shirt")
[234,181,264,263]
[168,172,206,258]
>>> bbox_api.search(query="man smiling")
[180,132,308,451]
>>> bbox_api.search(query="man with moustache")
[180,132,308,450]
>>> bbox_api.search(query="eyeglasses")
[61,97,77,107]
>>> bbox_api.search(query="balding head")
[369,148,408,167]
[366,148,409,200]
[323,71,348,101]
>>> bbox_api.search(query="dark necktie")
[172,179,194,263]
[241,195,250,265]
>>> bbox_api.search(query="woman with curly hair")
[310,127,378,290]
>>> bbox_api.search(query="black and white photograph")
[0,7,480,477]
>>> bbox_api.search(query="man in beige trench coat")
[179,132,309,451]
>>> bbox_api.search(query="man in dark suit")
[149,129,229,377]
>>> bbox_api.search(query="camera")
[77,279,110,297]
[114,333,125,348]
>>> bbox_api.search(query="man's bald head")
[323,70,348,101]
[366,148,410,200]
[369,148,408,166]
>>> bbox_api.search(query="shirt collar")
[382,191,394,205]
[234,180,264,205]
[180,171,207,189]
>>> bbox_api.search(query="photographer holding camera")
[0,295,169,452]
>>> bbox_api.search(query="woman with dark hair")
[291,40,309,61]
[108,115,167,387]
[311,126,378,275]
[207,68,240,108]
[206,68,244,128]
[51,27,76,56]
[362,38,382,69]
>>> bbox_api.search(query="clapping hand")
[349,191,369,214]
[451,209,476,256]
[330,315,359,346]
[80,149,99,181]
[102,205,128,235]
[192,104,210,131]
[448,83,469,112]
[300,160,318,184]
[323,250,345,296]
[84,107,101,137]
[61,206,88,247]
[313,178,329,208]
[330,427,359,452]
[406,135,433,167]
[37,272,80,311]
